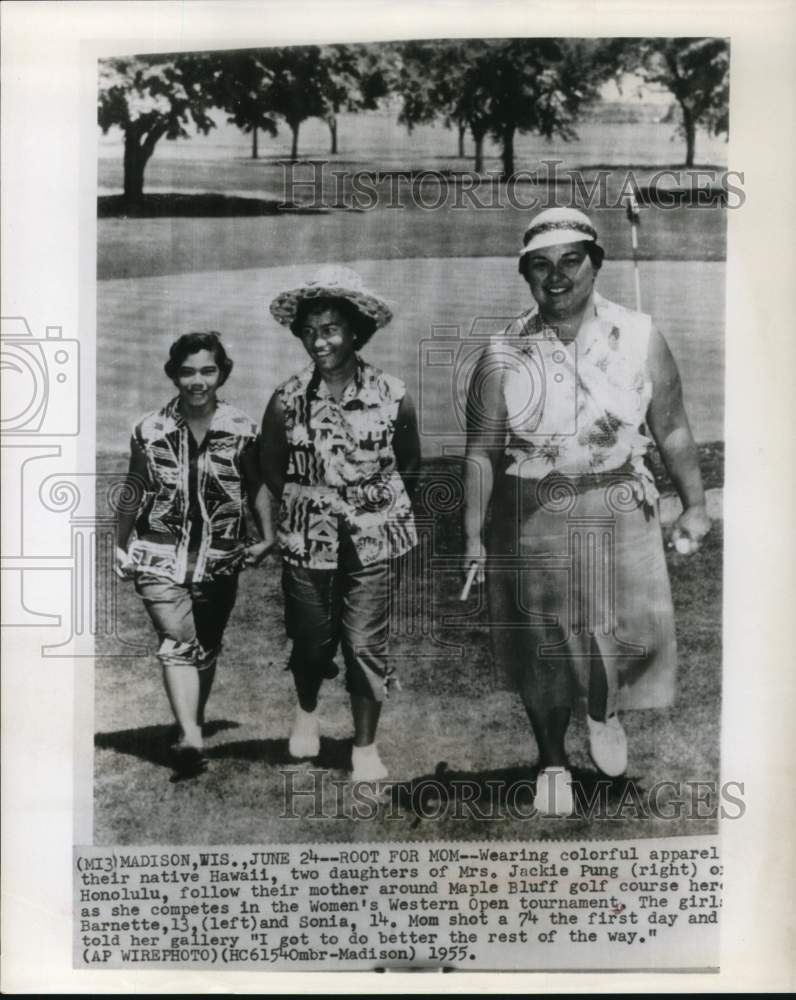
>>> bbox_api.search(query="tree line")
[98,38,730,201]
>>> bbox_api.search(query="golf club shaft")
[633,252,642,312]
[460,560,479,601]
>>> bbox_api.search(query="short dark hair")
[164,331,233,385]
[289,296,378,349]
[518,240,605,280]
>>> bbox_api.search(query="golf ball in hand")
[674,536,692,555]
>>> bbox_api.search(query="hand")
[114,546,134,581]
[462,539,487,586]
[669,505,711,555]
[242,539,275,568]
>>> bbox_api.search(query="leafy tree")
[222,43,391,161]
[449,42,493,171]
[627,38,730,166]
[317,44,389,154]
[216,51,278,159]
[98,53,218,201]
[218,43,391,160]
[391,41,485,165]
[473,38,607,178]
[257,46,331,161]
[393,38,607,177]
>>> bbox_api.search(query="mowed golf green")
[97,256,723,455]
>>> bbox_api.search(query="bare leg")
[350,696,381,747]
[516,647,571,768]
[162,664,202,748]
[587,657,609,722]
[192,576,238,731]
[197,662,216,728]
[160,669,182,741]
[522,702,570,768]
[293,662,326,713]
[283,561,339,715]
[586,650,627,775]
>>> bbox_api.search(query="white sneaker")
[351,743,388,782]
[288,706,320,758]
[587,713,628,776]
[533,767,574,817]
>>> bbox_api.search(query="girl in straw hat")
[463,207,711,817]
[262,266,420,781]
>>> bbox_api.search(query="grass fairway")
[99,198,725,280]
[97,257,724,456]
[99,111,728,182]
[94,454,721,845]
[98,123,727,281]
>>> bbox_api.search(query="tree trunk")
[458,122,466,157]
[500,124,516,179]
[290,121,300,161]
[472,127,486,173]
[122,130,148,202]
[681,105,696,166]
[329,117,338,154]
[251,126,259,160]
[122,123,166,203]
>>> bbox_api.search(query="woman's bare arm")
[240,440,276,565]
[259,391,288,500]
[392,392,421,498]
[463,345,508,579]
[646,325,711,546]
[116,435,148,552]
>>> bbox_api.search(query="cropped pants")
[281,539,392,702]
[135,572,239,671]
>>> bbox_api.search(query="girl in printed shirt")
[261,267,420,782]
[116,332,274,780]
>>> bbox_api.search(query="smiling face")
[174,348,221,412]
[523,241,598,323]
[297,305,358,376]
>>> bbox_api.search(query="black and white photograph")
[94,35,727,845]
[2,0,795,991]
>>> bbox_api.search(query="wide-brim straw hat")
[518,207,603,258]
[269,265,393,329]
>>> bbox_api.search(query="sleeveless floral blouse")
[499,292,659,504]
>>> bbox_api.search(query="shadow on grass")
[97,193,335,218]
[96,724,353,771]
[209,735,352,770]
[388,761,647,828]
[95,719,241,770]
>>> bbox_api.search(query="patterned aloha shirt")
[499,291,659,505]
[128,398,258,583]
[276,357,417,569]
